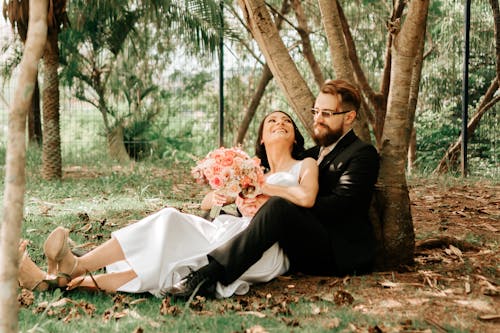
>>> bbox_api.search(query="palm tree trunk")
[41,28,62,179]
[0,1,48,331]
[376,0,429,269]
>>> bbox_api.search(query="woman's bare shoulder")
[301,157,317,167]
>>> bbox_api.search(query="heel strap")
[57,257,79,284]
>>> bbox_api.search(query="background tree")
[3,0,69,180]
[58,0,222,161]
[435,0,500,173]
[2,3,41,146]
[0,0,48,330]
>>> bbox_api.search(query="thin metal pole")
[218,1,224,147]
[461,0,471,177]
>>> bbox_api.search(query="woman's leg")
[67,270,137,293]
[45,227,128,282]
[77,238,127,273]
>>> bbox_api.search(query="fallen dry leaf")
[244,325,268,333]
[17,289,34,307]
[281,317,300,327]
[324,317,341,329]
[189,295,206,311]
[379,299,403,308]
[160,297,182,316]
[237,310,266,318]
[454,299,495,312]
[333,289,354,306]
[478,314,500,321]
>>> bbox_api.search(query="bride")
[18,111,318,298]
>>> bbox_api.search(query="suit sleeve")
[313,145,379,219]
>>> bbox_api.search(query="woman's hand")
[236,194,270,217]
[201,191,234,211]
[212,192,229,207]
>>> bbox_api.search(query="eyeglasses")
[310,108,352,118]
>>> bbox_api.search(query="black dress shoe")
[164,270,216,299]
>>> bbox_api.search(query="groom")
[169,79,380,297]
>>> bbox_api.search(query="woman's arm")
[261,157,319,208]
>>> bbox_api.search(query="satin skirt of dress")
[106,207,289,298]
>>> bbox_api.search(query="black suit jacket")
[302,130,379,274]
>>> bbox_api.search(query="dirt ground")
[236,179,499,332]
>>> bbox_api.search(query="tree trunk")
[318,0,370,142]
[234,0,290,145]
[291,0,324,88]
[238,0,315,139]
[337,2,378,132]
[108,125,131,162]
[406,20,426,175]
[0,1,48,331]
[490,0,500,85]
[407,128,416,175]
[377,1,406,145]
[41,28,62,179]
[376,0,429,269]
[28,76,42,145]
[234,65,273,145]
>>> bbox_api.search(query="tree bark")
[41,28,62,179]
[406,21,426,173]
[377,1,406,145]
[376,0,429,269]
[291,0,324,88]
[238,0,315,138]
[28,76,42,145]
[234,65,273,145]
[407,127,416,175]
[234,0,291,145]
[318,0,370,142]
[0,0,48,331]
[490,0,500,85]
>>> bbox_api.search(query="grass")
[2,147,499,332]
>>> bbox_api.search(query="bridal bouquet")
[192,146,265,218]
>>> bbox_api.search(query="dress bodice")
[265,161,302,187]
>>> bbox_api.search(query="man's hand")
[236,194,270,217]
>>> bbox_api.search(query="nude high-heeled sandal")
[43,227,79,287]
[18,240,58,291]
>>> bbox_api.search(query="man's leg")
[211,196,336,284]
[166,197,335,298]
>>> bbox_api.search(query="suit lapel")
[318,130,357,170]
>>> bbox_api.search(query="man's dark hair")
[320,79,361,113]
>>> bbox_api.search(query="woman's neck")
[266,143,296,173]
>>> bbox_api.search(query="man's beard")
[314,124,343,146]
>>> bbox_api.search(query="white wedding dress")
[106,161,303,298]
